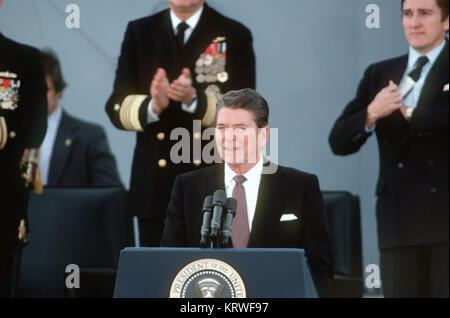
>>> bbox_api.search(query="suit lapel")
[392,55,408,85]
[248,163,285,247]
[392,56,408,126]
[417,41,449,109]
[144,10,179,81]
[48,111,76,184]
[202,163,225,196]
[378,55,409,135]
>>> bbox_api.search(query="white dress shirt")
[170,6,203,45]
[401,39,446,109]
[146,6,204,123]
[39,106,62,185]
[224,155,264,232]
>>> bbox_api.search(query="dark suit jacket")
[105,3,256,220]
[0,32,47,219]
[161,163,335,297]
[47,111,122,186]
[329,42,449,250]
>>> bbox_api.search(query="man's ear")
[258,126,269,147]
[444,15,449,33]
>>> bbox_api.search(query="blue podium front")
[114,248,318,298]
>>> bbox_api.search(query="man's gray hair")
[216,88,269,127]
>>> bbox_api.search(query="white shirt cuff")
[364,123,376,133]
[147,99,160,124]
[181,100,198,114]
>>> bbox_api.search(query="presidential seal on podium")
[169,259,246,298]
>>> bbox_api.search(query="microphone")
[221,197,237,246]
[210,189,227,239]
[200,195,213,247]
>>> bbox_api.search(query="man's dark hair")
[216,88,269,128]
[41,48,67,94]
[402,0,449,21]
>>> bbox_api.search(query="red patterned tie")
[232,175,250,248]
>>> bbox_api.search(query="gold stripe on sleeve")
[119,94,147,132]
[202,85,223,127]
[0,116,7,150]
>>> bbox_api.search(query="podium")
[114,248,318,298]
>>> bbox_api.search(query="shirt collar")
[408,39,446,69]
[170,5,204,33]
[224,154,264,186]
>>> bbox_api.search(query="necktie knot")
[408,56,429,81]
[416,56,429,68]
[177,22,189,33]
[233,175,247,185]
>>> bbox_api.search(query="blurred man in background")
[40,49,121,186]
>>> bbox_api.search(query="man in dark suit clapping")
[161,88,334,297]
[329,0,448,298]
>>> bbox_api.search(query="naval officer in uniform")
[105,0,256,246]
[0,0,48,295]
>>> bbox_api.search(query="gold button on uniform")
[158,159,167,168]
[193,159,201,166]
[156,132,165,141]
[193,132,201,140]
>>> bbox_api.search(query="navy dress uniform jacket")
[105,4,256,220]
[329,42,449,250]
[0,32,47,219]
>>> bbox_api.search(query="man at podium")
[161,88,334,296]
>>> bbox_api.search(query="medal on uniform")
[196,74,205,83]
[204,54,214,66]
[0,74,21,110]
[217,72,228,83]
[196,56,204,67]
[194,37,228,84]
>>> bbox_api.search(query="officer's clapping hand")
[168,68,196,105]
[150,68,170,115]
